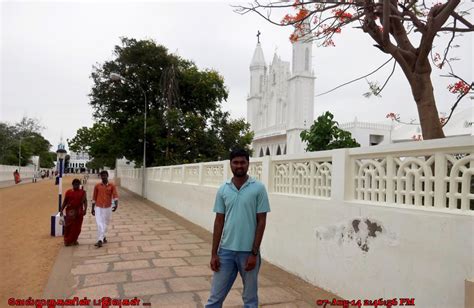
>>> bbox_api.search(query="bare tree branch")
[374,58,397,96]
[315,57,393,97]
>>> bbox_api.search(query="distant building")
[67,151,91,173]
[340,106,473,145]
[247,22,315,157]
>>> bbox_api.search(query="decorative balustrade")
[349,139,473,211]
[273,158,332,197]
[202,162,225,187]
[183,164,200,184]
[249,159,263,181]
[117,136,473,211]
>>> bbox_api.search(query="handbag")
[58,213,65,225]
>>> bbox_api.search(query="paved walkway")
[44,179,337,307]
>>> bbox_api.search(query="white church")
[247,30,315,157]
[246,33,473,157]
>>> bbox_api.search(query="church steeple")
[249,41,266,97]
[250,42,266,69]
[291,19,313,76]
[248,33,267,132]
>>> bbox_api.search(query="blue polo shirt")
[213,177,270,251]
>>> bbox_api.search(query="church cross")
[257,30,261,43]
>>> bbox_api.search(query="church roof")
[250,42,266,68]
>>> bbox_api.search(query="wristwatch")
[251,247,259,256]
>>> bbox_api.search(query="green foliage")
[39,152,56,168]
[300,111,360,151]
[0,117,53,167]
[68,123,118,169]
[80,37,252,166]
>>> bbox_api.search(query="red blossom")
[281,8,309,25]
[333,9,353,22]
[322,38,335,47]
[412,134,423,141]
[386,112,399,120]
[289,33,299,43]
[433,52,443,69]
[447,81,471,95]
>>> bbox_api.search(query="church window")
[259,148,264,157]
[265,147,270,156]
[273,72,276,85]
[276,146,281,155]
[284,145,287,155]
[305,48,309,71]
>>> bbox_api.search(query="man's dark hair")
[72,178,81,185]
[230,148,249,162]
[100,170,109,176]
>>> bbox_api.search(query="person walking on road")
[13,169,21,184]
[92,170,118,248]
[206,149,270,308]
[60,179,87,246]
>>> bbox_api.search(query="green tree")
[68,123,118,169]
[82,37,252,166]
[39,152,56,168]
[0,118,54,167]
[300,111,360,151]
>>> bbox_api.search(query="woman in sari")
[60,179,87,246]
[13,170,21,184]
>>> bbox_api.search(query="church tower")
[286,21,315,154]
[247,38,266,131]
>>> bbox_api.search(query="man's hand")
[245,255,257,271]
[112,205,118,212]
[210,254,220,272]
[91,208,95,216]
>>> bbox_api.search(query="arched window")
[259,148,264,157]
[284,145,287,155]
[305,48,309,71]
[265,147,270,156]
[276,146,281,155]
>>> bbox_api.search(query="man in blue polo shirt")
[206,148,270,308]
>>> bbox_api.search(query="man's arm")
[91,185,97,215]
[112,184,119,210]
[210,213,225,272]
[245,212,267,271]
[252,213,267,253]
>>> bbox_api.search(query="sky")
[1,0,472,149]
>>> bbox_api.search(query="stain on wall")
[315,217,396,252]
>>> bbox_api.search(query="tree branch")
[315,57,394,97]
[374,58,397,96]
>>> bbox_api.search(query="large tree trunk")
[410,72,445,140]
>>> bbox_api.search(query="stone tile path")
[50,179,337,307]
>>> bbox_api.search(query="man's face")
[230,156,249,178]
[73,182,80,190]
[101,173,108,183]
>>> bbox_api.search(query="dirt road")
[0,177,75,304]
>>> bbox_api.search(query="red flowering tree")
[237,0,473,139]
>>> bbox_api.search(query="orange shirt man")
[92,170,118,247]
[93,180,118,208]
